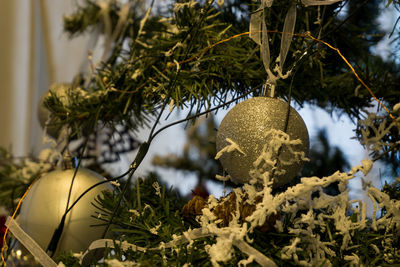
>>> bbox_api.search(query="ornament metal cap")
[61,150,76,170]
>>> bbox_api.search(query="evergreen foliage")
[301,129,350,178]
[0,148,52,211]
[152,115,227,190]
[43,0,399,165]
[46,0,400,136]
[1,0,400,266]
[57,172,400,266]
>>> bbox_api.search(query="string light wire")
[110,30,398,124]
[1,177,40,266]
[2,29,398,266]
[303,31,396,121]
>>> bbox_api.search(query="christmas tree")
[1,0,400,266]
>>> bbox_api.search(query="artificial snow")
[152,181,162,197]
[76,108,400,266]
[393,102,400,112]
[215,138,246,160]
[104,259,137,267]
[149,221,162,235]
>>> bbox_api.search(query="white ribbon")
[249,0,343,96]
[80,227,277,266]
[5,217,58,267]
[279,3,296,72]
[249,1,271,74]
[80,228,211,265]
[261,14,271,74]
[249,8,262,46]
[233,239,277,267]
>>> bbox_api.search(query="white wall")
[0,0,93,156]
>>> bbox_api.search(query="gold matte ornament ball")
[18,168,112,255]
[216,97,309,187]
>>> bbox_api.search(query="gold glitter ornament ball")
[216,97,309,187]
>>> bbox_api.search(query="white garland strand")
[6,137,400,266]
[7,109,399,266]
[78,131,394,267]
[5,218,58,267]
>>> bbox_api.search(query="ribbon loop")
[279,3,296,72]
[261,18,271,72]
[249,9,263,46]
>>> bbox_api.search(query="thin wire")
[304,31,397,121]
[110,30,398,124]
[149,85,260,143]
[1,176,41,267]
[101,1,218,237]
[45,1,218,242]
[111,30,396,124]
[3,26,398,264]
[109,32,250,95]
[149,99,169,139]
[372,142,400,162]
[51,85,260,241]
[100,100,169,238]
[65,168,133,216]
[65,142,87,215]
[46,140,89,256]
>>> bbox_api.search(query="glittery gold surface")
[216,97,309,186]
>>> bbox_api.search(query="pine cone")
[182,192,280,232]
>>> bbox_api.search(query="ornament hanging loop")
[262,68,278,98]
[262,80,276,98]
[61,149,76,170]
